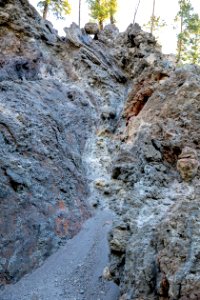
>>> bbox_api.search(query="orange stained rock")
[55,217,69,237]
[177,147,199,181]
[58,200,66,210]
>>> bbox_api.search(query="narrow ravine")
[1,1,200,297]
[83,133,113,209]
[0,128,120,300]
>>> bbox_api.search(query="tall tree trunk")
[110,13,115,24]
[43,0,49,20]
[192,34,198,64]
[150,0,156,34]
[99,19,103,30]
[78,0,81,27]
[177,1,183,63]
[133,0,141,24]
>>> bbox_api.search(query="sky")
[30,0,200,54]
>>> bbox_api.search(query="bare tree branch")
[150,0,156,34]
[133,0,141,24]
[79,0,81,27]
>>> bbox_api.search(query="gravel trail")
[0,210,119,300]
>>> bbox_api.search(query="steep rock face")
[1,1,200,299]
[107,65,200,299]
[0,0,127,285]
[0,79,93,284]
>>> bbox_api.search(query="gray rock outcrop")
[106,65,200,300]
[0,0,126,285]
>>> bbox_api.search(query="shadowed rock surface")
[0,0,200,299]
[0,0,127,287]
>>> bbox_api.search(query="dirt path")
[0,210,119,300]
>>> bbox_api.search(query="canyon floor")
[0,210,119,300]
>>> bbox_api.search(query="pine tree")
[175,0,200,64]
[108,0,117,24]
[38,0,71,20]
[87,0,109,30]
[175,0,193,63]
[143,0,166,38]
[150,0,156,34]
[187,14,200,64]
[143,16,166,37]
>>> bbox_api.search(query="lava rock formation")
[0,1,200,300]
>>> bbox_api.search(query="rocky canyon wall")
[0,1,200,299]
[103,30,200,300]
[0,0,126,285]
[107,64,200,299]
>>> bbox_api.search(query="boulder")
[84,22,99,35]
